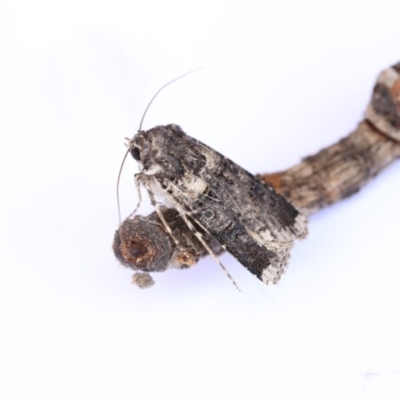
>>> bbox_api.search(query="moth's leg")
[162,181,240,289]
[173,204,241,292]
[128,173,143,218]
[143,183,182,248]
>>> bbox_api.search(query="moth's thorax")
[130,124,207,178]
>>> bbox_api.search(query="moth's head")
[129,124,186,176]
[127,132,146,164]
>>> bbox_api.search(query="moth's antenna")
[139,68,202,131]
[117,142,134,225]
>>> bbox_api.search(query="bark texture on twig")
[113,62,400,277]
[259,62,400,216]
[260,121,400,215]
[366,62,400,141]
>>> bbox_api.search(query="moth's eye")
[131,147,141,161]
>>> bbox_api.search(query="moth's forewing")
[134,125,308,284]
[182,154,307,283]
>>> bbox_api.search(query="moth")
[115,63,400,288]
[121,123,308,287]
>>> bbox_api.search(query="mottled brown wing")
[159,132,307,284]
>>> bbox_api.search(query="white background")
[1,1,400,399]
